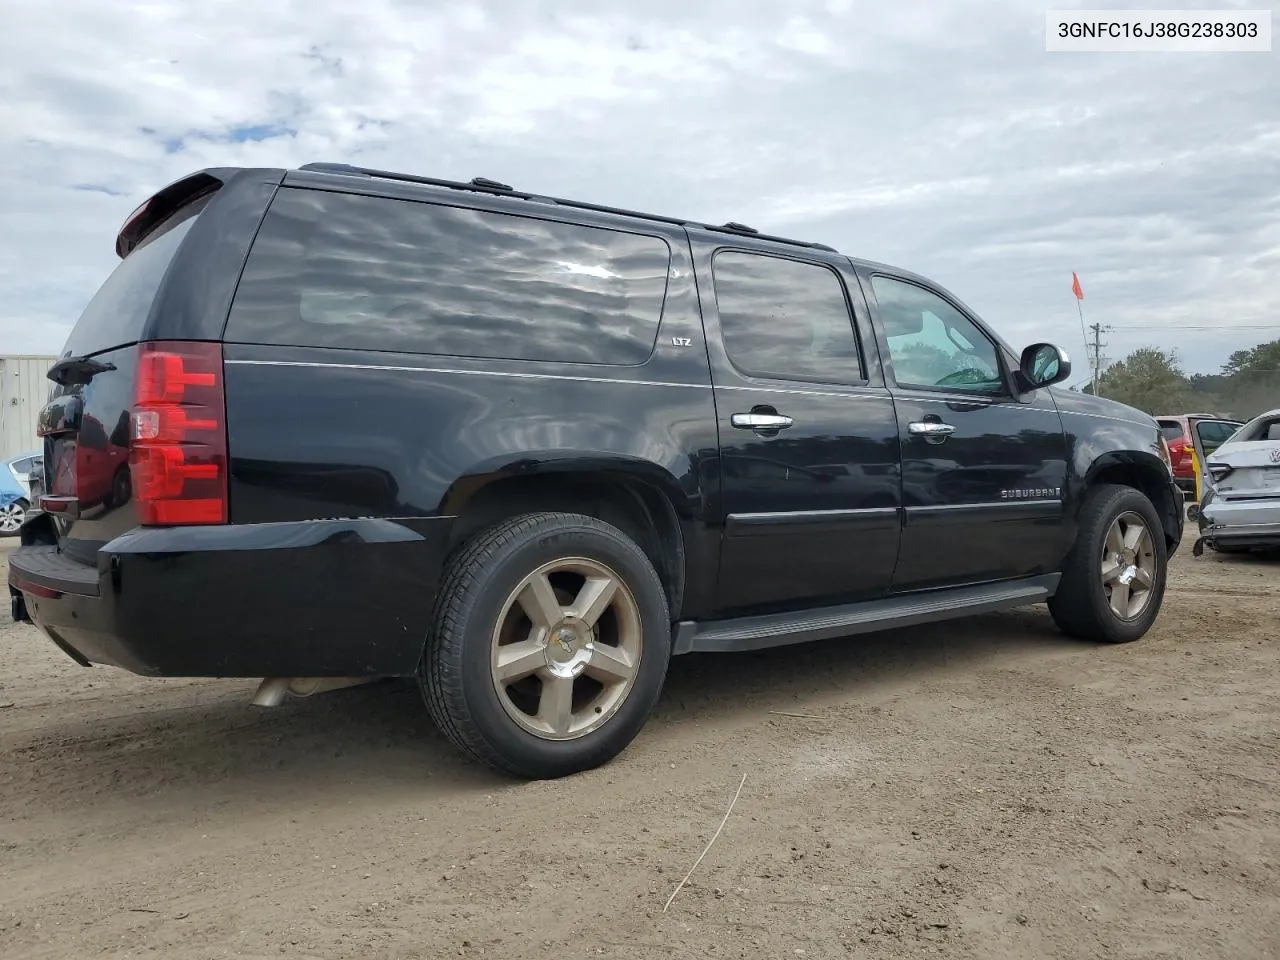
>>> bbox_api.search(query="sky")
[1,0,1277,386]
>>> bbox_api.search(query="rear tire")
[1049,484,1168,644]
[420,512,670,779]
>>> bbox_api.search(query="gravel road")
[1,541,1277,959]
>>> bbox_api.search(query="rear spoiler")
[114,168,239,258]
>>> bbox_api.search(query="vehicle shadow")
[1206,547,1280,564]
[659,605,1073,718]
[7,607,1078,810]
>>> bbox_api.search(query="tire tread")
[420,511,667,778]
[1049,483,1167,643]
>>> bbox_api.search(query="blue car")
[1,450,40,536]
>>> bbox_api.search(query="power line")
[1089,322,1112,397]
[1114,324,1278,331]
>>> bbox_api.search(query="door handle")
[731,413,794,431]
[908,420,955,438]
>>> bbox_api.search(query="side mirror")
[1018,343,1071,390]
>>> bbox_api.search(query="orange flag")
[1071,272,1084,300]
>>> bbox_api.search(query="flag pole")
[1071,272,1093,394]
[1075,295,1089,387]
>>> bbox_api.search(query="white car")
[2,451,41,536]
[1198,407,1280,553]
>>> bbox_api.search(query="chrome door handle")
[908,421,955,437]
[731,413,794,431]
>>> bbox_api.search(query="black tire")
[420,512,671,779]
[0,498,27,537]
[1049,484,1168,644]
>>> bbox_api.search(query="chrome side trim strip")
[904,499,1063,512]
[225,358,710,390]
[728,507,899,525]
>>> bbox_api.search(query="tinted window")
[226,188,671,365]
[1158,421,1184,442]
[872,276,1003,395]
[62,208,201,357]
[1195,420,1240,450]
[712,252,861,384]
[10,457,33,475]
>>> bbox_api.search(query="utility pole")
[1088,322,1110,397]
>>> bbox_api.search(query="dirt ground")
[1,541,1277,960]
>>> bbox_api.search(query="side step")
[672,574,1060,655]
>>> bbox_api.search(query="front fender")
[1080,448,1183,550]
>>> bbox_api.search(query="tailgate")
[37,185,211,563]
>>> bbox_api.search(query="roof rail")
[295,162,837,253]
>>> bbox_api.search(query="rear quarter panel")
[221,217,721,626]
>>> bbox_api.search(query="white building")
[0,355,56,460]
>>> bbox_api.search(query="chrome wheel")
[1100,511,1156,620]
[490,557,643,741]
[0,501,24,534]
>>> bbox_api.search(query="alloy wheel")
[1100,511,1157,620]
[0,502,24,534]
[490,557,643,740]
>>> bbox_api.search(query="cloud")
[0,0,1276,383]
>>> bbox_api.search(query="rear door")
[692,241,902,616]
[1192,419,1242,460]
[860,269,1069,593]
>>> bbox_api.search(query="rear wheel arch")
[443,467,687,620]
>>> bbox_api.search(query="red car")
[1156,413,1242,497]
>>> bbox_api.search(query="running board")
[672,574,1060,655]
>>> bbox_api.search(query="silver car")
[2,451,41,536]
[1198,407,1280,553]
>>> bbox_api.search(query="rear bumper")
[1198,495,1280,547]
[9,517,452,677]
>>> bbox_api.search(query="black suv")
[10,163,1183,779]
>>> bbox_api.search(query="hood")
[1049,388,1155,426]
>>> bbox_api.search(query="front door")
[861,271,1069,593]
[694,245,902,617]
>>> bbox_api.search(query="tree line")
[1083,338,1280,420]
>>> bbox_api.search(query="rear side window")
[61,209,201,358]
[1231,415,1280,442]
[712,251,862,384]
[1158,421,1184,442]
[226,188,672,365]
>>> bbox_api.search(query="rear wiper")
[47,355,117,386]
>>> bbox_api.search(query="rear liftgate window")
[225,188,673,365]
[61,208,202,358]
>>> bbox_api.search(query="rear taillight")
[1166,437,1191,465]
[129,341,228,525]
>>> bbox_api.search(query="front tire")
[1049,484,1168,643]
[420,512,671,779]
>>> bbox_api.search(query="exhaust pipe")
[251,676,378,707]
